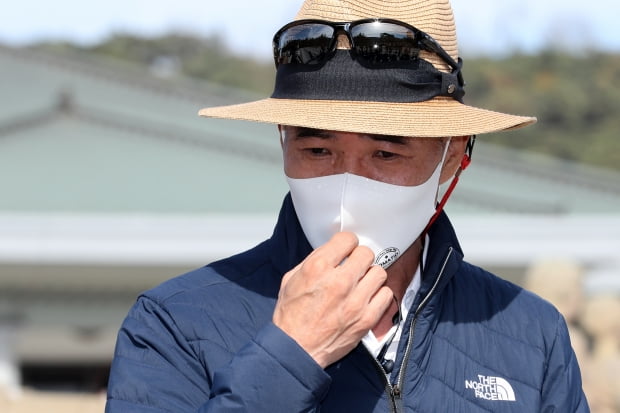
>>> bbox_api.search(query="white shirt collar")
[362,235,429,358]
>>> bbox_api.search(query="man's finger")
[365,286,394,325]
[356,264,388,299]
[305,231,360,269]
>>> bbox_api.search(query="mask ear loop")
[424,135,476,232]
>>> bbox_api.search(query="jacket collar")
[268,193,314,275]
[412,210,464,314]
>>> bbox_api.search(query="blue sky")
[1,0,618,59]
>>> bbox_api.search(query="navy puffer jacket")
[106,195,589,412]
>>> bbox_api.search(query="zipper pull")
[391,385,401,399]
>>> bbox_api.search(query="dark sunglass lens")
[351,22,420,64]
[276,23,335,65]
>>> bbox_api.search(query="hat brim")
[199,97,536,137]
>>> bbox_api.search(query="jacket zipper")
[369,354,398,413]
[386,247,454,411]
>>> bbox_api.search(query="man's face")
[281,125,460,186]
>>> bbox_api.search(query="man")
[106,0,589,411]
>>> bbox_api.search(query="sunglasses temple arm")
[420,36,462,78]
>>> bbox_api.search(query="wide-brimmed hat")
[199,0,536,137]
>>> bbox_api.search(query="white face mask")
[286,141,449,269]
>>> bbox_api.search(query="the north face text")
[465,375,516,402]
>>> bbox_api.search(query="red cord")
[424,152,472,232]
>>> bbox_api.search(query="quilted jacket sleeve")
[540,314,590,412]
[105,296,331,412]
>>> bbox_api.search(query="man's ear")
[439,136,470,185]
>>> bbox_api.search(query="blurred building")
[1,44,619,393]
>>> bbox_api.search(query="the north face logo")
[465,375,516,402]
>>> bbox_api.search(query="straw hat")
[199,0,536,137]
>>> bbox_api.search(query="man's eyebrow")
[288,128,409,144]
[291,127,334,139]
[367,134,408,145]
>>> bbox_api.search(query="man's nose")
[336,156,367,177]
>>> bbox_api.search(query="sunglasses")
[273,18,460,72]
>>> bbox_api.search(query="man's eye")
[307,148,330,155]
[375,150,397,159]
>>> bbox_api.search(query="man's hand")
[273,232,393,368]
